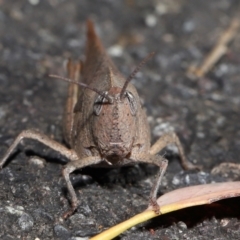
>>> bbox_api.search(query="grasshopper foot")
[149,198,161,215]
[62,203,78,219]
[182,161,202,171]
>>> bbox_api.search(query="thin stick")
[188,17,240,78]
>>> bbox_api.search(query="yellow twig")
[91,182,240,240]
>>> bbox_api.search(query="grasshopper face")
[92,87,138,162]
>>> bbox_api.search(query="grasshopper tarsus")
[62,204,78,220]
[149,198,162,215]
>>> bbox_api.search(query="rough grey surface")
[0,0,240,239]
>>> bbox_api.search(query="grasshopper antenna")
[120,52,155,100]
[49,75,113,103]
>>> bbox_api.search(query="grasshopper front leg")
[0,129,79,218]
[0,129,104,218]
[132,154,168,214]
[62,156,102,219]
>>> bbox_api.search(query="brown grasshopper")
[0,20,200,219]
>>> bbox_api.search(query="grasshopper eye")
[94,92,109,115]
[125,91,137,116]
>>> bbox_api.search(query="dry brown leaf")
[91,181,240,240]
[147,181,240,212]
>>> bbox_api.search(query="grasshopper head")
[91,52,154,163]
[92,87,138,162]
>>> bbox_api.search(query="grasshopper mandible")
[0,20,200,219]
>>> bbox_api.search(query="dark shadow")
[144,197,240,229]
[60,163,159,198]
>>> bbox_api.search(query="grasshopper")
[0,20,200,219]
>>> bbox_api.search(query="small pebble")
[220,218,230,227]
[108,45,123,57]
[29,156,46,168]
[28,0,40,5]
[177,221,187,230]
[155,3,167,15]
[6,206,24,216]
[145,14,157,27]
[18,213,34,231]
[183,20,195,32]
[54,225,71,239]
[172,176,180,185]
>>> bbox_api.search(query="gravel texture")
[0,0,240,239]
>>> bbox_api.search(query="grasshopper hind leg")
[150,132,201,170]
[63,59,81,147]
[0,129,79,169]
